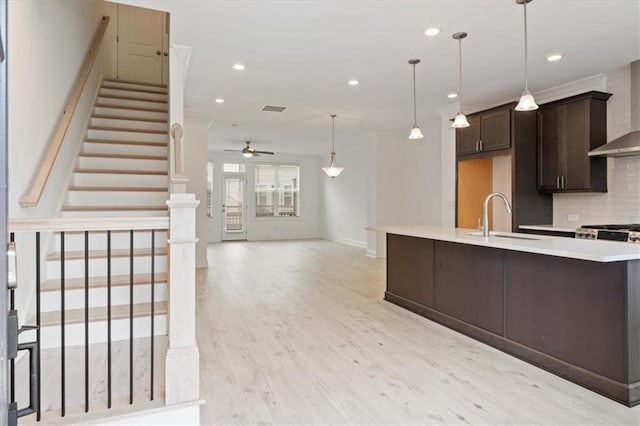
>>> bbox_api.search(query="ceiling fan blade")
[224,149,242,152]
[254,150,275,155]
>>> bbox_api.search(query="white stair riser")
[87,129,168,143]
[53,231,168,252]
[94,106,168,121]
[99,88,168,102]
[73,172,167,187]
[91,117,168,132]
[102,80,167,93]
[97,96,167,111]
[62,210,168,218]
[40,315,167,349]
[78,157,167,172]
[83,142,167,157]
[46,256,167,280]
[41,283,167,312]
[67,190,168,206]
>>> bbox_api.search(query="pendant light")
[515,0,539,111]
[322,114,344,178]
[451,32,470,128]
[408,59,424,139]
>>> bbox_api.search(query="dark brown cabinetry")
[385,233,640,406]
[456,106,511,156]
[537,91,611,192]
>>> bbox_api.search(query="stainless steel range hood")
[589,60,640,158]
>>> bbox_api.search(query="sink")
[467,231,541,241]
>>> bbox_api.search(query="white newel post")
[165,193,200,405]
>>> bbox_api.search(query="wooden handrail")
[170,123,184,177]
[9,216,168,233]
[19,16,110,208]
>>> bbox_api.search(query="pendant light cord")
[458,38,463,112]
[523,0,529,91]
[331,115,335,154]
[412,64,418,126]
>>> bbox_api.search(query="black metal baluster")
[84,230,89,413]
[36,232,41,421]
[129,230,134,405]
[107,230,112,409]
[60,231,65,417]
[150,230,155,401]
[9,232,15,406]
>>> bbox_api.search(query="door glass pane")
[207,161,214,218]
[224,178,244,232]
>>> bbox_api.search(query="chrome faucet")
[482,192,512,237]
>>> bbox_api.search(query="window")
[255,164,300,217]
[206,161,214,218]
[223,163,245,173]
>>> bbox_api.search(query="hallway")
[196,240,640,425]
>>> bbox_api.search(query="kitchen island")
[369,225,640,406]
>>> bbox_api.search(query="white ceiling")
[118,0,639,155]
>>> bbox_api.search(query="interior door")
[222,175,247,241]
[117,4,165,84]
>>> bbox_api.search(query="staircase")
[20,79,173,416]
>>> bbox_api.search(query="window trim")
[254,162,301,219]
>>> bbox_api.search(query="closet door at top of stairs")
[117,4,166,84]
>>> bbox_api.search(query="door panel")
[222,176,246,241]
[480,108,511,152]
[117,5,164,84]
[562,100,590,190]
[455,116,480,156]
[537,107,561,191]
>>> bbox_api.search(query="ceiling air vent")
[262,105,287,113]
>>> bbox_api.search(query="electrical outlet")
[568,214,579,222]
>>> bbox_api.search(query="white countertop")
[367,225,640,262]
[518,224,577,233]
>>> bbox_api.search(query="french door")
[222,175,247,241]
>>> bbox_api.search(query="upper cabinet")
[537,91,611,193]
[456,105,511,157]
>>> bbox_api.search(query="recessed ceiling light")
[348,80,359,86]
[447,93,458,99]
[233,63,246,70]
[424,27,441,36]
[231,123,239,127]
[546,54,563,62]
[215,98,225,103]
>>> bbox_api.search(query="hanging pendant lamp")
[515,0,538,111]
[451,32,470,128]
[322,114,344,178]
[408,59,424,139]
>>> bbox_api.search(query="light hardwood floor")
[198,239,640,425]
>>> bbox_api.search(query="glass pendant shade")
[515,89,539,111]
[242,152,253,158]
[452,112,470,128]
[409,126,424,140]
[322,115,344,178]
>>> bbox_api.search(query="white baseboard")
[330,237,367,249]
[366,249,386,259]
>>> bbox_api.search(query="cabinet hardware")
[163,52,168,57]
[475,140,479,152]
[480,140,483,151]
[561,175,566,189]
[156,50,161,56]
[556,176,560,189]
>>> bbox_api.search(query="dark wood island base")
[384,233,640,407]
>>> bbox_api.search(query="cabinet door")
[537,106,562,191]
[455,116,481,156]
[387,234,434,308]
[562,100,590,190]
[480,108,511,152]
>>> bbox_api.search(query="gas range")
[575,224,640,244]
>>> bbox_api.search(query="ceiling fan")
[224,141,274,158]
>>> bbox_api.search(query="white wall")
[321,140,373,249]
[183,117,209,268]
[8,0,107,323]
[207,152,323,242]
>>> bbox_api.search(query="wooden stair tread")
[87,126,168,135]
[79,152,167,160]
[100,87,169,96]
[92,114,168,124]
[74,168,167,176]
[68,186,168,192]
[40,301,167,326]
[103,78,168,88]
[94,103,167,113]
[84,138,167,147]
[62,205,168,211]
[47,246,167,261]
[42,272,167,292]
[97,95,168,104]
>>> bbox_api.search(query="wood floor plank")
[198,239,640,425]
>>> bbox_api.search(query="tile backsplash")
[553,65,640,227]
